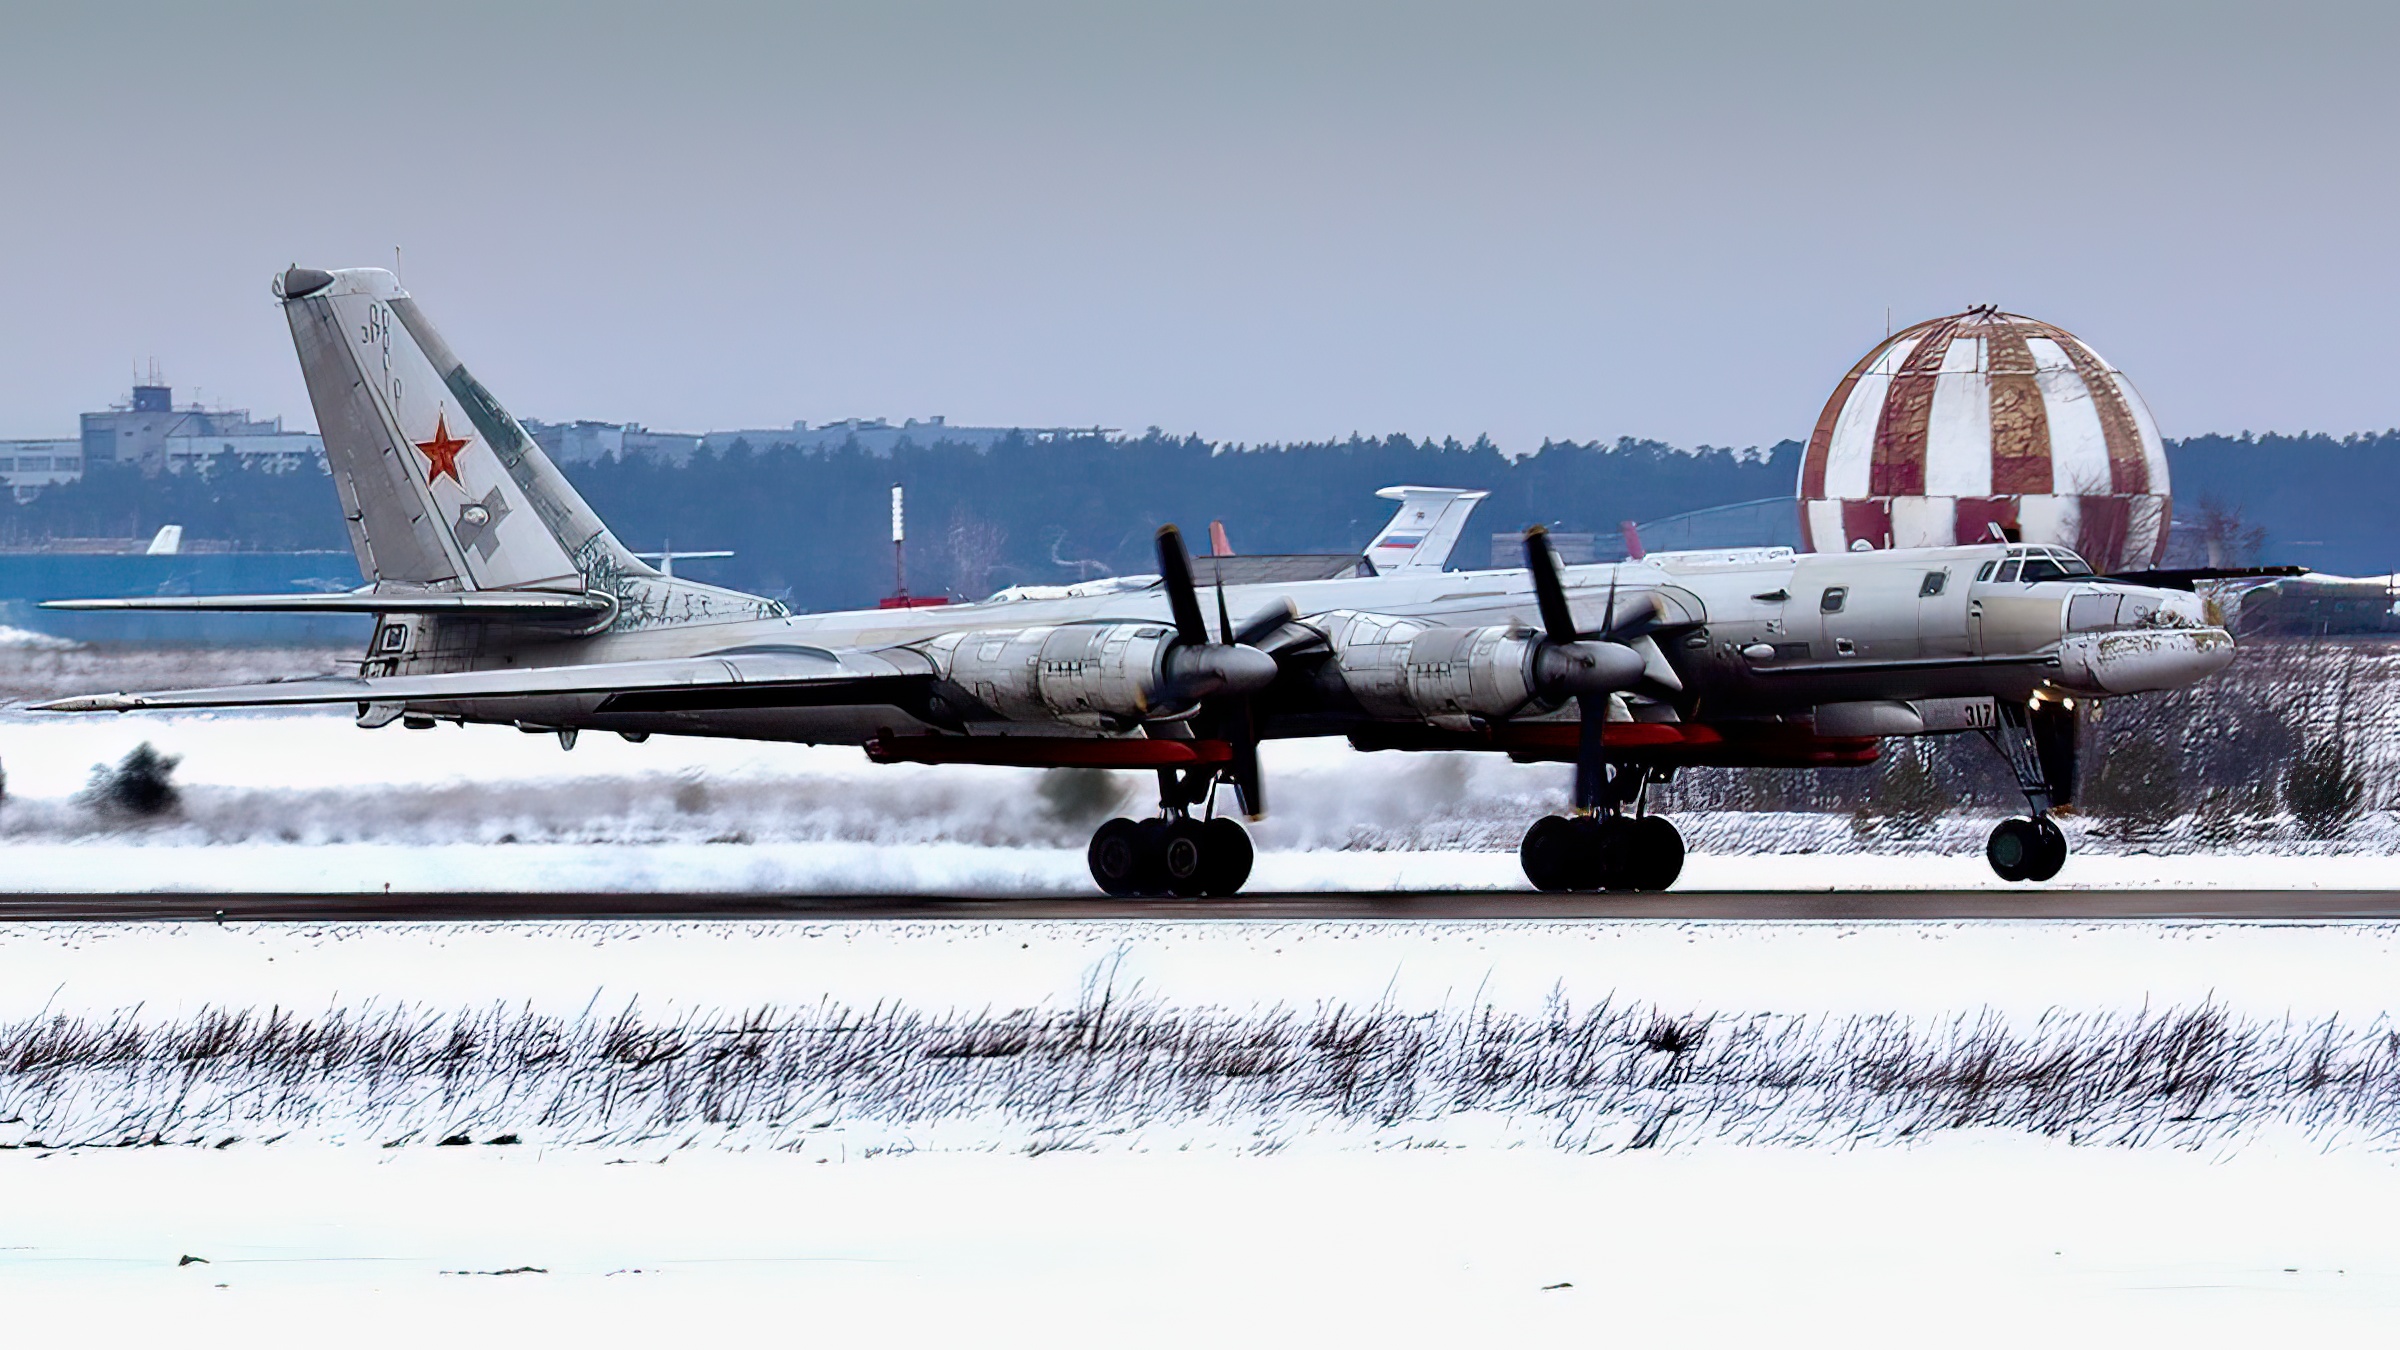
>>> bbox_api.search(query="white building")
[0,438,83,500]
[161,430,326,474]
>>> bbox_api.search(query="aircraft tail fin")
[1365,486,1490,573]
[278,265,645,593]
[274,266,778,630]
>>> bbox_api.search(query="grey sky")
[2,1,2393,450]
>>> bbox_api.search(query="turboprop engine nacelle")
[1316,611,1646,725]
[927,623,1275,725]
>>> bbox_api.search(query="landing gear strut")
[1979,698,2076,883]
[1086,766,1256,898]
[1519,764,1685,893]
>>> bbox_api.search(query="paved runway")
[1,890,2399,921]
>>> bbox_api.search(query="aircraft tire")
[1160,818,1212,898]
[1521,815,1579,892]
[1199,817,1254,896]
[1627,815,1686,891]
[2024,817,2068,882]
[1088,818,1149,896]
[1986,817,2041,882]
[1582,816,1635,891]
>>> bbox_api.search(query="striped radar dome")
[1797,306,2170,570]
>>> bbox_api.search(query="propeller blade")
[1155,525,1211,647]
[1629,632,1684,693]
[1571,696,1609,811]
[1229,702,1265,818]
[1232,598,1299,648]
[1215,578,1234,646]
[1602,592,1666,644]
[1522,526,1580,644]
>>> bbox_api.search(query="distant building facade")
[79,383,323,475]
[161,430,326,473]
[0,438,84,500]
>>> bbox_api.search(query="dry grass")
[0,994,2392,1154]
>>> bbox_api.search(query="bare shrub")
[80,743,181,820]
[2084,733,2184,841]
[2286,736,2365,839]
[1851,738,1943,840]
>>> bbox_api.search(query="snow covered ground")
[12,1141,2400,1345]
[5,704,2400,1337]
[2,708,2397,892]
[0,920,2398,1340]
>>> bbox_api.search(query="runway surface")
[3,890,2400,921]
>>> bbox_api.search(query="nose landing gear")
[1979,698,2078,883]
[1985,815,2066,882]
[1086,766,1256,898]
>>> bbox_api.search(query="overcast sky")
[1,1,2393,450]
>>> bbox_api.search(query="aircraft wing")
[35,647,930,713]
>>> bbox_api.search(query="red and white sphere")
[1797,307,2170,570]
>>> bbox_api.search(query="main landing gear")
[1979,698,2078,883]
[1519,764,1685,893]
[1086,765,1256,898]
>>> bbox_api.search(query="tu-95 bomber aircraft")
[39,266,2239,895]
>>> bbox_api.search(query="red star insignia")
[414,412,470,486]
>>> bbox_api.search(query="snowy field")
[3,707,2399,892]
[5,693,2400,1338]
[0,919,2399,1340]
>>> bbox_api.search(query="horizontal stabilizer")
[42,591,616,620]
[36,647,927,713]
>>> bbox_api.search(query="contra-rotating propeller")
[1155,524,1293,817]
[1522,525,1687,811]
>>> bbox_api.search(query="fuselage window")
[1820,586,1848,614]
[1919,571,1947,597]
[1976,561,1995,581]
[1995,560,2020,583]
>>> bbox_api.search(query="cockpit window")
[1995,559,2020,583]
[2019,558,2070,584]
[1976,561,1995,581]
[2054,551,2094,577]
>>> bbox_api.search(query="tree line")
[3,427,2394,610]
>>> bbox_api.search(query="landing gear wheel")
[1159,818,1211,897]
[1200,817,1254,897]
[1986,817,2043,883]
[1088,817,1147,896]
[1521,815,1579,892]
[1627,815,1686,892]
[2024,816,2067,882]
[1583,816,1636,892]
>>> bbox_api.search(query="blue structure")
[0,552,365,646]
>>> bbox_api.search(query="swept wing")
[36,648,925,714]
